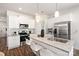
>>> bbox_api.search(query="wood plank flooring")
[73,49,79,56]
[0,37,36,56]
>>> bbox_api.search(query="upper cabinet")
[47,13,72,28]
[7,10,35,29]
[54,14,72,23]
[8,15,19,28]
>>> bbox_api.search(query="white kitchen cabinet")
[47,14,72,28]
[7,35,20,49]
[40,48,57,56]
[7,10,35,29]
[8,16,19,28]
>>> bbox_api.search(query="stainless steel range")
[19,24,30,45]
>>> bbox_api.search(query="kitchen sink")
[47,37,54,41]
[54,37,68,43]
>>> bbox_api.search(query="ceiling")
[0,3,79,17]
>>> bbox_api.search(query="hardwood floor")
[0,37,36,56]
[73,49,79,56]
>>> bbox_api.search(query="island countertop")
[30,34,72,53]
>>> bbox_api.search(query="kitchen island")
[30,34,73,56]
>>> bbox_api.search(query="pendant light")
[54,3,59,17]
[35,3,40,23]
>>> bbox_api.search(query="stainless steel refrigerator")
[54,21,71,40]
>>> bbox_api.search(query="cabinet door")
[7,36,20,49]
[13,36,20,48]
[8,16,19,28]
[40,48,57,56]
[7,36,14,49]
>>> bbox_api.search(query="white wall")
[35,14,48,34]
[7,10,35,29]
[47,18,55,28]
[71,8,79,49]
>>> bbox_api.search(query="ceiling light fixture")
[19,8,22,10]
[35,3,40,23]
[54,3,59,17]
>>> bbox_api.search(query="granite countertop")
[30,34,72,53]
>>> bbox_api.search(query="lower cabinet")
[7,36,20,49]
[40,48,57,56]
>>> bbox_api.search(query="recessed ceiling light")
[19,8,22,10]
